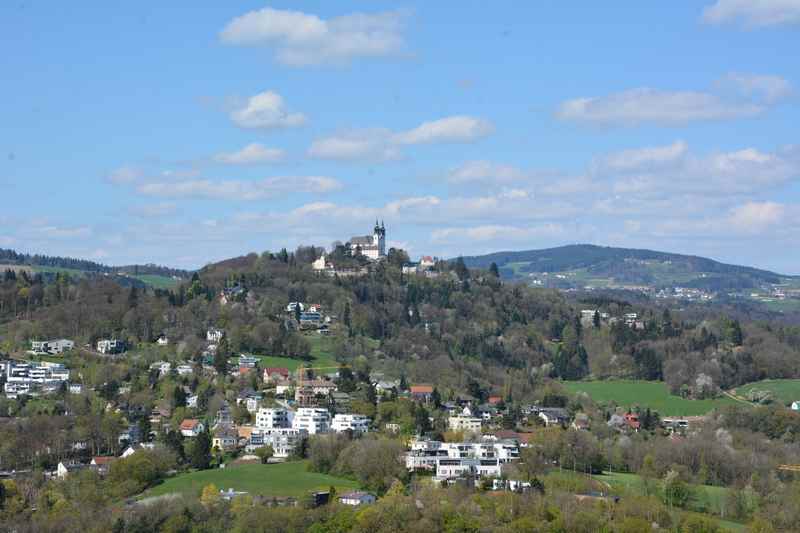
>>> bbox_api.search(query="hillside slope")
[460,244,789,290]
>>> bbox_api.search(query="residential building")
[248,428,308,458]
[150,361,171,376]
[255,407,290,429]
[410,384,434,402]
[331,414,371,433]
[57,461,87,479]
[180,419,205,437]
[176,364,193,376]
[238,355,259,368]
[31,339,74,355]
[537,408,570,427]
[213,426,238,451]
[156,335,169,346]
[406,439,520,473]
[206,328,224,343]
[435,458,502,479]
[96,339,126,354]
[292,408,331,434]
[339,491,376,506]
[90,456,115,476]
[263,367,290,383]
[791,401,800,411]
[448,415,483,433]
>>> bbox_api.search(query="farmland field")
[145,461,358,499]
[735,379,800,406]
[562,380,736,416]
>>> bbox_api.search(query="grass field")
[735,379,800,406]
[563,380,736,416]
[545,470,746,530]
[145,461,358,499]
[129,274,181,289]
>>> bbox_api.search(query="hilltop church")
[348,221,386,260]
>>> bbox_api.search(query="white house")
[448,415,483,433]
[156,335,169,346]
[180,419,205,437]
[97,339,125,354]
[57,461,87,479]
[248,428,307,458]
[31,339,74,355]
[338,491,376,506]
[150,361,171,376]
[292,408,331,435]
[331,414,371,433]
[791,401,800,411]
[206,328,224,343]
[176,364,194,376]
[255,408,290,429]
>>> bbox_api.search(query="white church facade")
[347,221,386,261]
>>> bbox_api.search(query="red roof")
[488,396,503,405]
[92,456,116,465]
[180,419,200,430]
[410,385,434,394]
[265,367,290,376]
[624,413,640,430]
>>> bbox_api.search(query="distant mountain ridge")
[460,244,790,291]
[0,248,191,279]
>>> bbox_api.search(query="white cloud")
[136,176,341,200]
[599,140,688,172]
[702,0,800,28]
[220,7,407,66]
[33,226,92,239]
[556,88,764,126]
[448,160,527,184]
[308,116,493,162]
[308,129,401,161]
[431,224,566,243]
[129,202,177,218]
[106,166,142,184]
[230,91,307,130]
[393,116,493,145]
[214,143,285,165]
[721,72,793,103]
[728,201,786,232]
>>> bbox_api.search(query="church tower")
[374,220,386,257]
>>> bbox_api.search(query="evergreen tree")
[186,427,212,470]
[489,262,500,278]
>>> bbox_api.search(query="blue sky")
[1,1,799,272]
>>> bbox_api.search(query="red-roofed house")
[624,413,640,431]
[264,367,290,384]
[488,396,503,405]
[410,384,434,402]
[180,419,205,437]
[90,456,116,475]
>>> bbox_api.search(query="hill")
[460,244,790,291]
[0,248,190,288]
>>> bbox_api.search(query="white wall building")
[31,339,74,355]
[255,408,290,429]
[248,428,307,458]
[448,415,483,433]
[348,221,386,260]
[97,339,125,354]
[331,414,371,433]
[292,408,331,434]
[206,328,224,343]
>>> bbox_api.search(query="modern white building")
[406,439,520,472]
[31,339,74,355]
[206,328,224,343]
[97,339,125,354]
[292,408,331,434]
[248,427,308,458]
[448,415,483,433]
[255,407,290,429]
[4,361,71,397]
[331,414,371,433]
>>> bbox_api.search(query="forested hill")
[0,248,191,279]
[460,244,789,289]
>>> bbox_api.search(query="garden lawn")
[563,380,736,416]
[735,379,800,406]
[145,461,358,499]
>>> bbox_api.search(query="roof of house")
[349,236,373,245]
[91,456,116,466]
[180,419,202,431]
[265,367,290,376]
[339,491,374,500]
[410,385,434,394]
